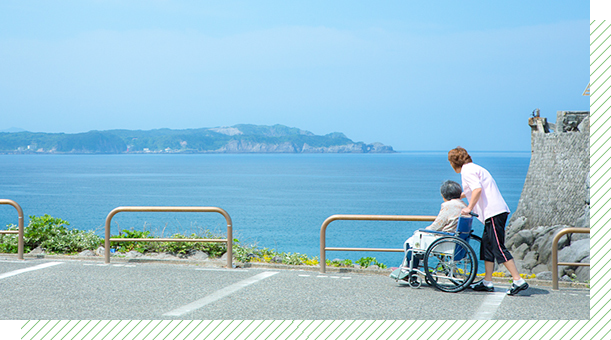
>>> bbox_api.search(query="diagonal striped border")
[14,319,601,340]
[11,12,602,340]
[590,17,611,340]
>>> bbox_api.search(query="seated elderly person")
[402,180,467,268]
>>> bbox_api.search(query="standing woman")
[448,147,529,295]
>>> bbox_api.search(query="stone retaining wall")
[504,111,590,282]
[510,111,589,230]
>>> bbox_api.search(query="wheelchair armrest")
[416,229,453,236]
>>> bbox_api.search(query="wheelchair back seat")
[453,215,474,261]
[455,215,474,241]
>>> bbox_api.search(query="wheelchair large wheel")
[423,236,478,293]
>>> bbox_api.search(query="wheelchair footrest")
[389,267,410,280]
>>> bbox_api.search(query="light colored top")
[425,199,467,232]
[460,162,510,224]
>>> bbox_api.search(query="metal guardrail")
[104,206,233,268]
[552,227,591,290]
[319,214,436,273]
[0,199,25,260]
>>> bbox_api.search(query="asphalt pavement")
[0,257,589,320]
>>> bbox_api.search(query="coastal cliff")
[0,124,394,154]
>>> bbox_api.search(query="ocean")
[0,152,530,266]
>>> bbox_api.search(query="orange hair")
[448,147,472,170]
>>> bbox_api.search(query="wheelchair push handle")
[465,212,479,236]
[461,211,478,218]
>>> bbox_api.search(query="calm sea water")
[0,152,530,266]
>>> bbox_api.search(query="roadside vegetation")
[0,214,387,269]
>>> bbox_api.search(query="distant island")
[0,124,394,154]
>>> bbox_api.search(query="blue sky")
[0,1,589,151]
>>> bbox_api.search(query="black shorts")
[481,212,513,264]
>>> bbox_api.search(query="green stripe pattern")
[17,319,600,339]
[590,18,611,340]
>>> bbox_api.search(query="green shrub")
[40,229,102,254]
[198,231,227,258]
[2,216,387,269]
[0,225,19,253]
[355,257,387,269]
[109,230,228,257]
[326,258,353,267]
[232,240,320,266]
[232,241,258,263]
[164,233,194,255]
[282,252,309,265]
[25,215,71,252]
[111,228,158,253]
[5,215,105,254]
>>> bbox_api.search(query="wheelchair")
[390,214,483,293]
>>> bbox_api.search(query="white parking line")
[0,262,64,280]
[195,268,249,272]
[84,263,136,268]
[472,292,506,320]
[301,274,352,279]
[163,271,279,317]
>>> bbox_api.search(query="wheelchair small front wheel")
[423,236,478,293]
[408,274,421,288]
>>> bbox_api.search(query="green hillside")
[0,124,394,154]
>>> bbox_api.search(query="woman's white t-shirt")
[460,162,510,224]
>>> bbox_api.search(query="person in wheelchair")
[401,180,467,270]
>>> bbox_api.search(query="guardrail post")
[0,199,25,260]
[104,206,232,268]
[552,227,591,290]
[320,214,436,273]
